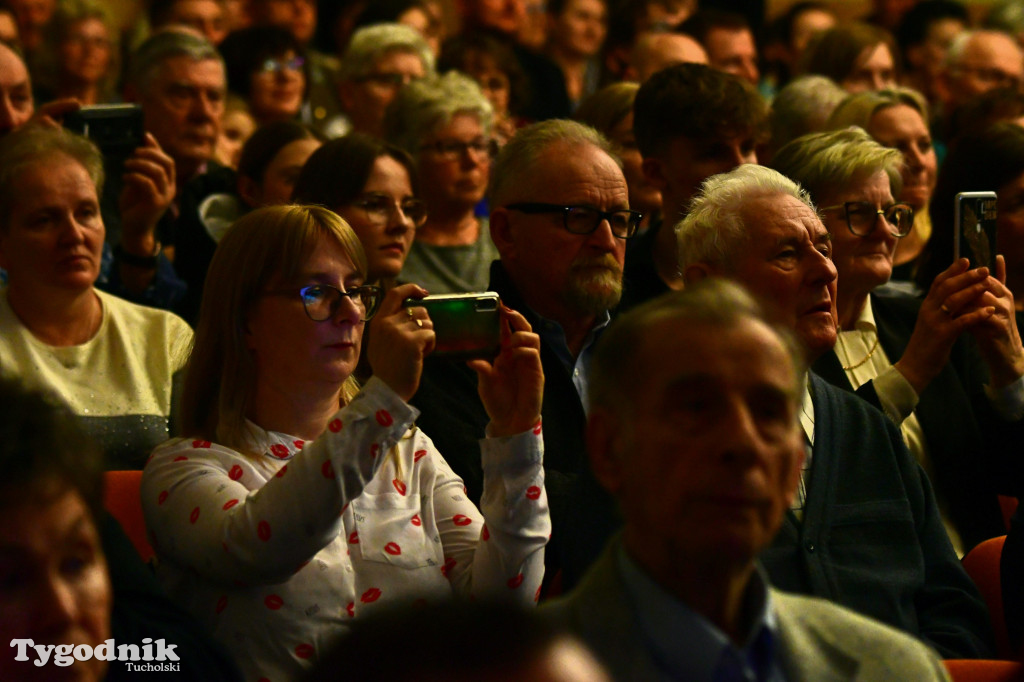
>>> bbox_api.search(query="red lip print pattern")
[414,449,427,462]
[481,525,489,541]
[411,514,422,527]
[361,587,382,603]
[158,490,168,505]
[441,557,456,577]
[222,499,239,510]
[190,507,200,524]
[532,422,542,435]
[346,602,354,617]
[526,486,541,500]
[228,465,243,480]
[264,594,284,610]
[375,410,393,426]
[270,444,289,458]
[173,455,189,462]
[393,479,407,495]
[370,444,379,458]
[507,573,524,589]
[322,460,336,479]
[453,514,472,526]
[384,542,401,555]
[276,464,288,478]
[328,418,343,432]
[348,531,359,544]
[258,520,272,541]
[192,440,211,448]
[294,644,314,659]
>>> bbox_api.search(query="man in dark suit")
[677,163,993,659]
[543,280,950,681]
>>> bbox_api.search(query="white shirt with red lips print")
[142,376,550,682]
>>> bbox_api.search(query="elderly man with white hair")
[676,163,994,660]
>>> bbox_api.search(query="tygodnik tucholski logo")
[11,638,181,672]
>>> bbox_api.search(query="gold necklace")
[838,330,880,371]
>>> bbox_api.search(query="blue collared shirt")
[617,546,790,682]
[534,311,611,416]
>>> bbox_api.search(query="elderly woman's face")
[868,104,936,210]
[340,49,426,137]
[249,50,305,123]
[59,17,111,86]
[0,154,104,294]
[0,486,111,682]
[841,43,895,93]
[245,235,365,391]
[417,113,490,211]
[336,155,418,282]
[819,169,900,298]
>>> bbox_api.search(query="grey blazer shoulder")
[542,545,950,682]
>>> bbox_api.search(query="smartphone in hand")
[403,292,501,360]
[954,191,998,270]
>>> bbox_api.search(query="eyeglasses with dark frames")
[504,202,643,240]
[259,56,305,74]
[351,194,428,227]
[819,201,914,238]
[285,284,384,322]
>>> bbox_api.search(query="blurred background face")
[249,51,305,122]
[255,136,321,206]
[417,113,491,210]
[336,155,418,281]
[464,54,511,118]
[550,0,607,59]
[608,110,660,216]
[340,50,424,137]
[470,0,526,36]
[790,8,835,58]
[254,0,316,44]
[0,486,111,682]
[59,18,111,86]
[0,10,19,44]
[215,106,257,168]
[868,104,936,210]
[705,27,759,86]
[399,2,444,56]
[842,42,895,93]
[168,0,228,45]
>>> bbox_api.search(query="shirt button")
[805,542,815,553]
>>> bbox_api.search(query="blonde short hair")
[181,205,368,452]
[826,86,928,132]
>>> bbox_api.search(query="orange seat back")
[102,470,154,563]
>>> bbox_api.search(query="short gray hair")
[770,126,903,205]
[0,126,104,230]
[677,164,813,271]
[488,119,617,206]
[127,28,223,95]
[384,71,493,155]
[338,23,435,82]
[769,75,847,154]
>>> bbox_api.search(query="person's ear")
[683,262,715,285]
[237,175,261,209]
[641,156,669,191]
[586,407,626,496]
[489,207,517,261]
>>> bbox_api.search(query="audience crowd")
[6,0,1024,679]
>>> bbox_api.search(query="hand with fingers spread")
[367,283,435,401]
[467,305,544,438]
[895,259,996,394]
[118,133,177,257]
[964,255,1024,388]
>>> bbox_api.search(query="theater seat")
[103,470,154,562]
[962,536,1012,660]
[943,659,1024,681]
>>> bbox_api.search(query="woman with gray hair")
[385,70,498,293]
[772,126,1024,555]
[828,87,936,282]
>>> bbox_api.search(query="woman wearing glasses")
[384,71,499,293]
[219,26,308,126]
[293,133,424,288]
[142,204,549,681]
[773,126,1024,555]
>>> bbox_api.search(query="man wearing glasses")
[938,29,1024,137]
[411,119,637,589]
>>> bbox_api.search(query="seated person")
[0,376,242,681]
[175,119,323,322]
[771,127,1024,554]
[142,204,550,680]
[0,126,191,469]
[219,25,308,127]
[543,280,949,681]
[799,21,899,93]
[292,132,424,288]
[677,163,993,658]
[384,71,498,293]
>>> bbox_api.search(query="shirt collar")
[616,543,780,681]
